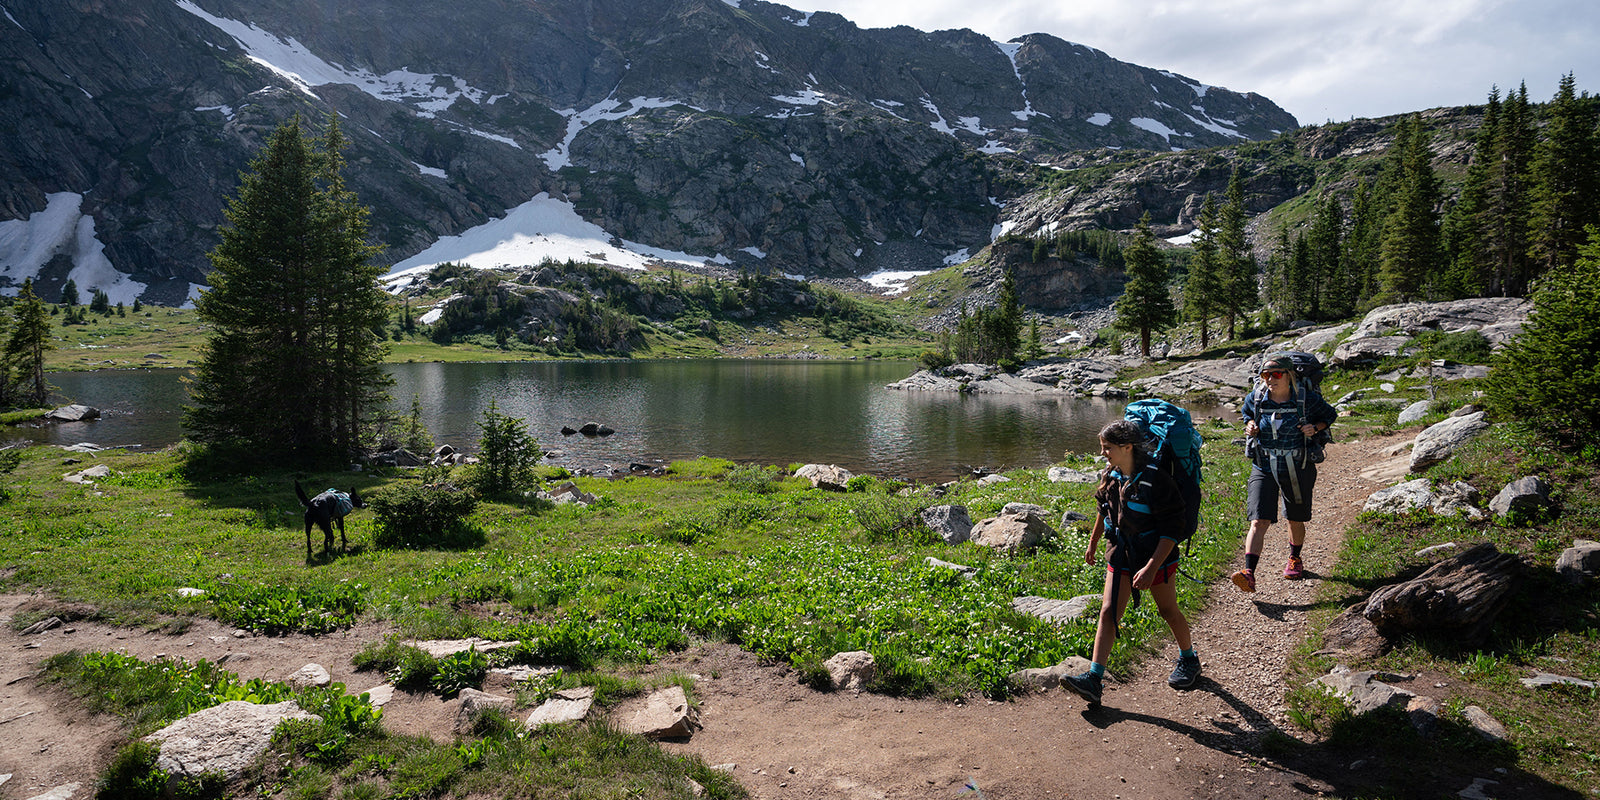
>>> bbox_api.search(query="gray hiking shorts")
[1247,461,1316,523]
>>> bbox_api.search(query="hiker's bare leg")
[1244,518,1271,557]
[1091,573,1133,666]
[1288,520,1307,547]
[1150,581,1192,651]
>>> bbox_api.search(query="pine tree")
[1114,214,1176,358]
[472,399,539,497]
[1306,194,1345,319]
[1184,195,1224,349]
[1527,74,1600,280]
[1487,84,1535,296]
[1440,88,1498,299]
[1217,168,1258,338]
[1343,178,1382,309]
[59,279,78,307]
[4,280,53,408]
[184,115,390,464]
[1485,226,1600,447]
[1377,115,1443,302]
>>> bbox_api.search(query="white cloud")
[796,0,1600,124]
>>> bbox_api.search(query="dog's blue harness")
[316,489,354,516]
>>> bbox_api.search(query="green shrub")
[368,482,481,550]
[431,648,489,698]
[468,400,539,497]
[211,584,362,634]
[1485,229,1600,449]
[352,637,438,691]
[918,349,953,370]
[724,463,780,494]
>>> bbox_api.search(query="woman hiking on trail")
[1231,353,1338,592]
[1063,419,1201,706]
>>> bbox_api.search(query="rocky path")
[0,435,1415,800]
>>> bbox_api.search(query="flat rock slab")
[407,638,518,658]
[1519,672,1596,690]
[1012,595,1098,624]
[525,687,596,727]
[617,685,698,739]
[146,700,318,779]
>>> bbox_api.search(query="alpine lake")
[24,360,1126,482]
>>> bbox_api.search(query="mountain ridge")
[1,0,1298,305]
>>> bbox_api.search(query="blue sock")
[1088,662,1105,677]
[1180,648,1196,659]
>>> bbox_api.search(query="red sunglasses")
[1261,370,1287,379]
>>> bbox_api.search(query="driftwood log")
[1322,542,1522,658]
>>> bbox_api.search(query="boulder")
[44,404,100,422]
[1463,705,1510,742]
[1126,356,1253,399]
[63,464,112,484]
[920,505,972,544]
[794,463,853,491]
[1009,656,1094,693]
[617,685,698,739]
[544,482,598,506]
[1331,335,1414,367]
[1314,666,1415,714]
[1488,475,1552,519]
[1046,466,1097,483]
[525,687,595,727]
[1347,297,1533,341]
[454,688,514,733]
[823,651,877,691]
[287,663,331,689]
[969,511,1053,553]
[1556,539,1600,585]
[1408,411,1489,471]
[145,700,318,780]
[1396,400,1433,425]
[1362,478,1483,520]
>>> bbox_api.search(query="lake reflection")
[26,361,1126,482]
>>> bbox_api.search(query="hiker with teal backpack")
[1062,417,1202,706]
[1232,353,1337,592]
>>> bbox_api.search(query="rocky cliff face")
[1,0,1298,304]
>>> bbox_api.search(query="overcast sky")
[794,0,1599,126]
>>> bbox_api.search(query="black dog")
[294,480,364,559]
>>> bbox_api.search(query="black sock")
[1290,544,1303,559]
[1245,553,1260,572]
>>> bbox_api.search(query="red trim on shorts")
[1106,561,1179,586]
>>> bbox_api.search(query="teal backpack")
[1123,398,1203,543]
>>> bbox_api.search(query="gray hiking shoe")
[1168,654,1202,689]
[1063,670,1103,705]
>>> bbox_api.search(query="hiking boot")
[1062,670,1103,706]
[1283,556,1305,580]
[1168,654,1202,689]
[1230,568,1256,593]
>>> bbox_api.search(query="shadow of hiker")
[1065,677,1587,799]
[1250,597,1339,621]
[1075,677,1282,753]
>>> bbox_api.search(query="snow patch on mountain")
[384,193,723,279]
[0,192,147,305]
[176,0,493,114]
[543,96,685,171]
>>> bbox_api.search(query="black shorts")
[1247,461,1316,523]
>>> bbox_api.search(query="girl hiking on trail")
[1232,353,1338,592]
[1063,419,1201,706]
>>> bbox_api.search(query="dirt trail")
[0,435,1415,800]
